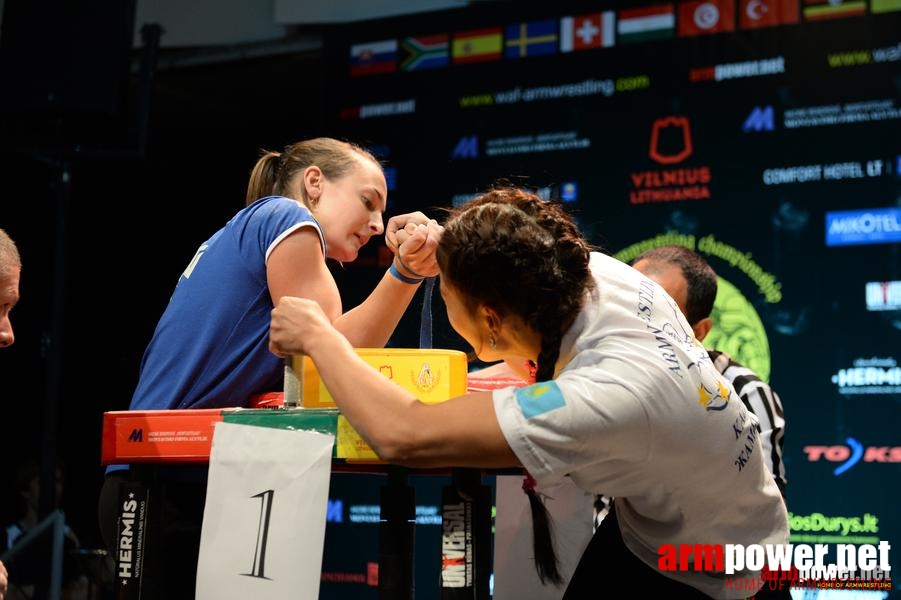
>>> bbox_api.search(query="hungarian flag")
[560,12,615,51]
[739,0,800,28]
[802,0,866,20]
[617,4,676,43]
[452,27,503,64]
[400,34,450,71]
[678,0,736,36]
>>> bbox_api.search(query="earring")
[489,333,497,349]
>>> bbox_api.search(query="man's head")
[0,227,21,348]
[631,245,716,341]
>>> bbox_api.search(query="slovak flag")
[560,12,615,51]
[677,0,736,36]
[739,0,799,28]
[350,39,398,76]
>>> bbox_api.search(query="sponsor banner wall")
[320,1,900,597]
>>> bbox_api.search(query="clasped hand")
[269,212,444,358]
[385,212,443,278]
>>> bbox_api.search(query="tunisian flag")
[678,0,736,37]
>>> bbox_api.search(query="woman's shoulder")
[235,196,315,228]
[249,195,309,214]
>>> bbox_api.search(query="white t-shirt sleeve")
[492,370,650,488]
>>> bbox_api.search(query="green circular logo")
[705,277,771,382]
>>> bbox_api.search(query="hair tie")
[396,253,428,280]
[522,472,537,493]
[526,360,537,383]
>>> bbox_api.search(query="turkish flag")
[739,0,800,28]
[678,0,736,36]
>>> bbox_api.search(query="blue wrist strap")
[389,262,425,285]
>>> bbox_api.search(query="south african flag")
[400,34,450,71]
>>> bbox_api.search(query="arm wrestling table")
[100,353,528,599]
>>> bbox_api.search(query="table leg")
[441,468,491,599]
[379,466,415,600]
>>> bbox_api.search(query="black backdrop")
[322,2,901,596]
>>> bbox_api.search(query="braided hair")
[437,185,596,585]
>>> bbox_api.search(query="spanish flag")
[452,27,503,64]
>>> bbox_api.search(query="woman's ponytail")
[523,471,563,586]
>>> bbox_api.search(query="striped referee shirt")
[709,350,787,497]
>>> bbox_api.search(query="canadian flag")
[677,0,736,37]
[560,12,615,51]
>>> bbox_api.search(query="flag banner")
[803,0,867,20]
[618,4,676,43]
[678,0,737,36]
[870,0,901,12]
[560,12,615,51]
[739,0,800,28]
[350,39,398,76]
[452,27,503,64]
[401,34,450,71]
[504,19,558,59]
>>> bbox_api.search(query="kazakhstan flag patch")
[514,380,566,419]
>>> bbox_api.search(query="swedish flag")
[504,19,558,59]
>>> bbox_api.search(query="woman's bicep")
[266,227,342,322]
